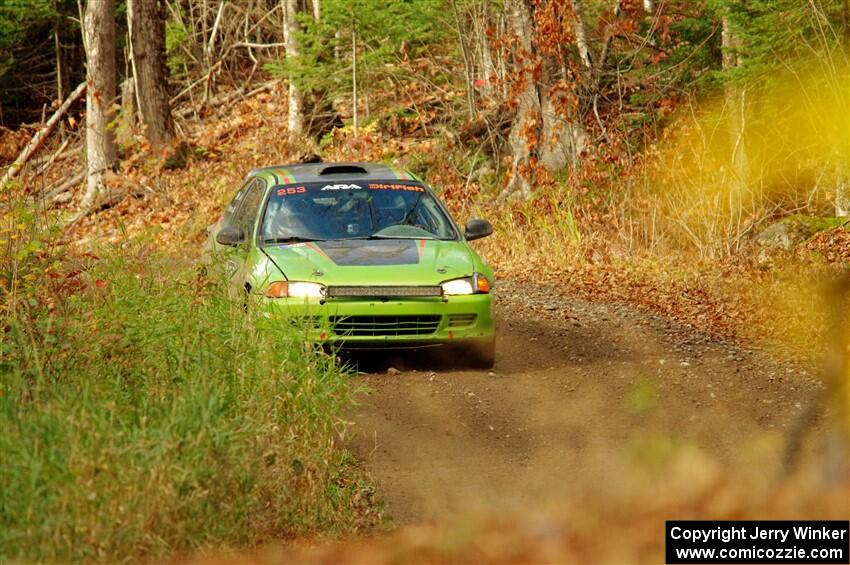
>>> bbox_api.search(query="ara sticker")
[321,183,362,191]
[368,183,424,192]
[276,186,306,196]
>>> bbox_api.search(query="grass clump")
[0,250,374,563]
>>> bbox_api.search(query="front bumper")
[258,293,495,346]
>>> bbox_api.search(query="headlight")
[441,278,474,295]
[265,281,326,299]
[441,273,491,296]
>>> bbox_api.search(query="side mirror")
[216,225,246,246]
[464,219,493,241]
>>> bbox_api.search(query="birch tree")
[79,0,117,213]
[722,12,748,186]
[569,0,593,70]
[836,0,850,216]
[283,0,304,142]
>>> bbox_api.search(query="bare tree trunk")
[120,76,138,137]
[836,178,850,217]
[838,0,850,216]
[451,0,476,117]
[54,19,67,139]
[79,0,117,213]
[843,0,850,51]
[539,75,587,171]
[54,22,66,104]
[333,28,342,59]
[310,0,321,22]
[502,0,539,200]
[282,0,304,142]
[352,22,358,135]
[722,14,748,185]
[203,1,225,104]
[570,0,593,70]
[502,0,587,200]
[128,0,175,148]
[475,0,496,97]
[545,0,591,166]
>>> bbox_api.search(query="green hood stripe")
[305,242,329,259]
[276,168,296,184]
[388,165,411,180]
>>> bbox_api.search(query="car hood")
[262,239,475,285]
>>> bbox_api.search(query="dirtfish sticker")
[321,183,362,191]
[368,183,425,192]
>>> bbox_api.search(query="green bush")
[165,19,191,78]
[0,251,373,563]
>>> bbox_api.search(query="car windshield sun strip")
[263,236,327,244]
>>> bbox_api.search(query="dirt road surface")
[347,281,822,524]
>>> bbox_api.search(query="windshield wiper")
[263,236,325,245]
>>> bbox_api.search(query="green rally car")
[207,162,496,367]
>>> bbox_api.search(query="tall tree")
[503,0,540,199]
[721,9,748,187]
[79,0,117,212]
[128,0,175,148]
[569,0,593,70]
[502,0,587,200]
[837,0,850,216]
[282,0,304,142]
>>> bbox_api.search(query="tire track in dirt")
[347,281,822,524]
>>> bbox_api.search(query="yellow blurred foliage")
[642,60,850,257]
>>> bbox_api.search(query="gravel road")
[347,281,822,524]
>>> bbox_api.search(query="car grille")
[327,286,443,298]
[447,314,477,327]
[331,315,442,337]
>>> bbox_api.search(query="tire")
[467,337,496,369]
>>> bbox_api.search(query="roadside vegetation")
[0,191,376,563]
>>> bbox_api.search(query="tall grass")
[476,195,584,271]
[0,248,373,563]
[628,62,849,259]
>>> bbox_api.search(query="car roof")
[247,162,421,185]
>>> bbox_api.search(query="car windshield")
[260,180,457,243]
